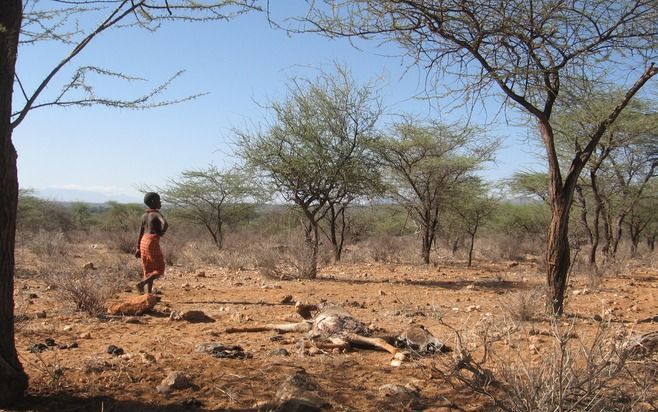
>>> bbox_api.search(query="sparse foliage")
[300,0,658,314]
[238,66,383,276]
[156,165,267,249]
[374,119,497,264]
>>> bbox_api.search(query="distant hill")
[30,188,142,204]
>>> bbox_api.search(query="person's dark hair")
[144,192,161,209]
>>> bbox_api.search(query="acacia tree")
[0,0,258,405]
[157,166,267,249]
[626,183,657,256]
[301,0,658,314]
[555,94,658,267]
[445,179,499,267]
[374,119,497,264]
[238,67,382,276]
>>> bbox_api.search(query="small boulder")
[107,294,158,316]
[107,345,124,356]
[272,370,329,411]
[156,372,196,395]
[181,310,215,323]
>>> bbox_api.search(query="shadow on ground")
[7,394,255,412]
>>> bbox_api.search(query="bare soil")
[10,243,658,411]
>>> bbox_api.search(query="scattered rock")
[626,331,658,359]
[271,370,329,412]
[58,342,78,350]
[270,348,289,357]
[195,342,252,359]
[83,262,95,270]
[15,314,29,322]
[156,372,197,395]
[396,325,451,354]
[63,325,73,331]
[28,293,38,299]
[141,352,156,364]
[593,314,603,322]
[378,383,419,400]
[107,294,158,316]
[84,358,113,373]
[280,295,294,304]
[80,332,92,339]
[33,310,45,319]
[195,343,226,353]
[211,345,252,359]
[379,290,387,296]
[196,271,206,278]
[181,310,215,323]
[169,311,183,321]
[107,345,124,357]
[45,338,56,347]
[28,343,48,353]
[307,346,321,356]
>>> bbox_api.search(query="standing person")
[135,192,168,294]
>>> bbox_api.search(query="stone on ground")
[107,294,158,316]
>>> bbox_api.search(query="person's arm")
[159,213,168,236]
[135,215,145,258]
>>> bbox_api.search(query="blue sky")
[12,3,543,203]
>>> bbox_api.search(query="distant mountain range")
[29,188,143,204]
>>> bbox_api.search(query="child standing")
[135,192,168,294]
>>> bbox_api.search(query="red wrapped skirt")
[140,234,165,278]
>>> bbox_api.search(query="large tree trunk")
[0,1,29,405]
[546,197,572,315]
[541,119,575,316]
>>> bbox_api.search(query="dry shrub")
[25,230,67,257]
[46,267,124,317]
[105,231,136,255]
[432,317,654,412]
[492,235,544,262]
[255,246,285,279]
[366,235,402,264]
[503,287,547,322]
[219,250,253,271]
[287,233,318,279]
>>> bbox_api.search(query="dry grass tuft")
[503,287,547,322]
[431,317,656,412]
[45,267,125,317]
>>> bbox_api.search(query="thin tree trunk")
[467,232,475,267]
[301,210,319,279]
[0,1,29,405]
[647,234,655,252]
[421,224,432,264]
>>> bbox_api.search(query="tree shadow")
[315,275,523,291]
[177,300,295,306]
[10,393,256,412]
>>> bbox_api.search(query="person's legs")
[136,273,160,294]
[145,274,161,293]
